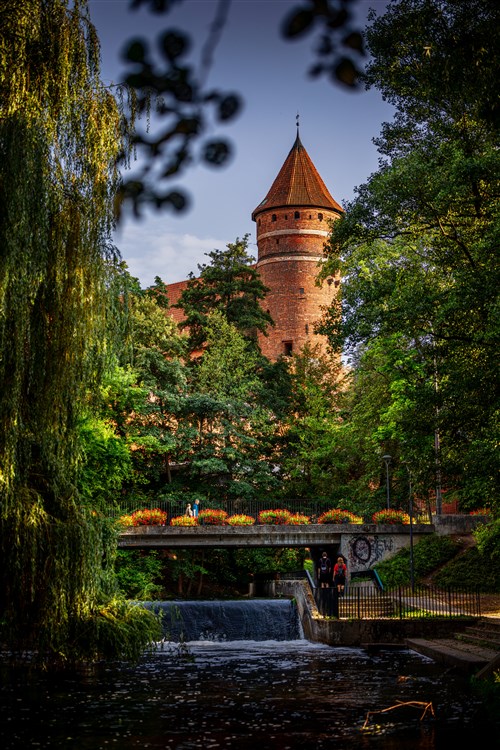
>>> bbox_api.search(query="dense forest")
[0,0,498,663]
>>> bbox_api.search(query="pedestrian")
[333,556,347,596]
[192,499,200,518]
[317,551,332,589]
[185,503,193,517]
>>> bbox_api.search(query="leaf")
[281,8,315,39]
[217,94,242,122]
[203,139,231,166]
[122,39,148,63]
[158,30,189,60]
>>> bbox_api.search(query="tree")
[175,235,273,352]
[0,0,159,662]
[319,0,500,512]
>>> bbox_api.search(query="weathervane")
[296,111,300,133]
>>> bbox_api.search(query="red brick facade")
[252,133,342,360]
[165,132,342,361]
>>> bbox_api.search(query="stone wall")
[277,580,478,646]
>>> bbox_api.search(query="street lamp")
[382,455,391,509]
[408,467,415,592]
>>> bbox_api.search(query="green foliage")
[0,0,147,663]
[318,0,500,514]
[72,598,162,662]
[375,535,459,589]
[77,416,132,507]
[434,535,500,593]
[115,550,165,600]
[175,235,273,351]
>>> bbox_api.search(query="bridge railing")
[104,498,350,522]
[312,584,481,619]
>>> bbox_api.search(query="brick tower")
[252,130,342,360]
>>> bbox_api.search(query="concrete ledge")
[118,523,434,549]
[406,637,496,674]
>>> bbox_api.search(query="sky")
[88,0,394,287]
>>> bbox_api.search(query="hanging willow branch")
[0,0,159,664]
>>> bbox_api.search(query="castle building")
[165,130,342,361]
[251,130,343,360]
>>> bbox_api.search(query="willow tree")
[0,0,159,662]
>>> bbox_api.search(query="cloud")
[113,219,228,288]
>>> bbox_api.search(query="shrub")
[258,509,292,525]
[198,509,228,526]
[372,509,410,525]
[227,514,255,526]
[288,513,310,525]
[117,514,135,527]
[170,515,197,527]
[375,535,460,589]
[317,509,363,524]
[470,508,491,516]
[129,508,168,526]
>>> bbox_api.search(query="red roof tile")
[252,133,343,219]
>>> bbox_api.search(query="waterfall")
[145,599,303,642]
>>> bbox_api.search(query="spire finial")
[296,111,300,133]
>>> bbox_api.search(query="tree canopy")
[0,0,159,662]
[319,0,500,512]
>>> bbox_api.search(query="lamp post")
[382,455,391,509]
[408,468,415,592]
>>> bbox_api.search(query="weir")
[145,599,303,642]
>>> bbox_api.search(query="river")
[1,600,497,749]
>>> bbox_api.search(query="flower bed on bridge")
[119,506,418,527]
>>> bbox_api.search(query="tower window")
[284,214,288,220]
[318,213,323,221]
[283,341,293,356]
[294,211,300,219]
[305,323,309,334]
[272,214,277,222]
[276,238,279,245]
[299,287,305,295]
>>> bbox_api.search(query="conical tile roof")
[252,133,342,219]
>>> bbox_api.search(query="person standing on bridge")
[192,499,200,519]
[333,556,347,596]
[185,503,193,517]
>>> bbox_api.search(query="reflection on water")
[1,639,497,749]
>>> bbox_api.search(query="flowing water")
[1,600,497,749]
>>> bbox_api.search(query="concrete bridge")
[118,523,436,573]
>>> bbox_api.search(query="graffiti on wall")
[347,535,395,571]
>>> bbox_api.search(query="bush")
[127,508,168,526]
[258,509,292,525]
[227,514,255,526]
[170,515,197,527]
[117,514,135,527]
[372,509,410,525]
[374,535,460,589]
[288,513,310,525]
[198,509,228,526]
[115,550,165,600]
[317,509,363,524]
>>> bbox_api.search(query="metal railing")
[312,584,481,619]
[104,498,342,521]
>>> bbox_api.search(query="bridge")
[118,523,435,572]
[118,522,435,549]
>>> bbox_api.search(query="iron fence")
[103,498,341,522]
[313,584,481,619]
